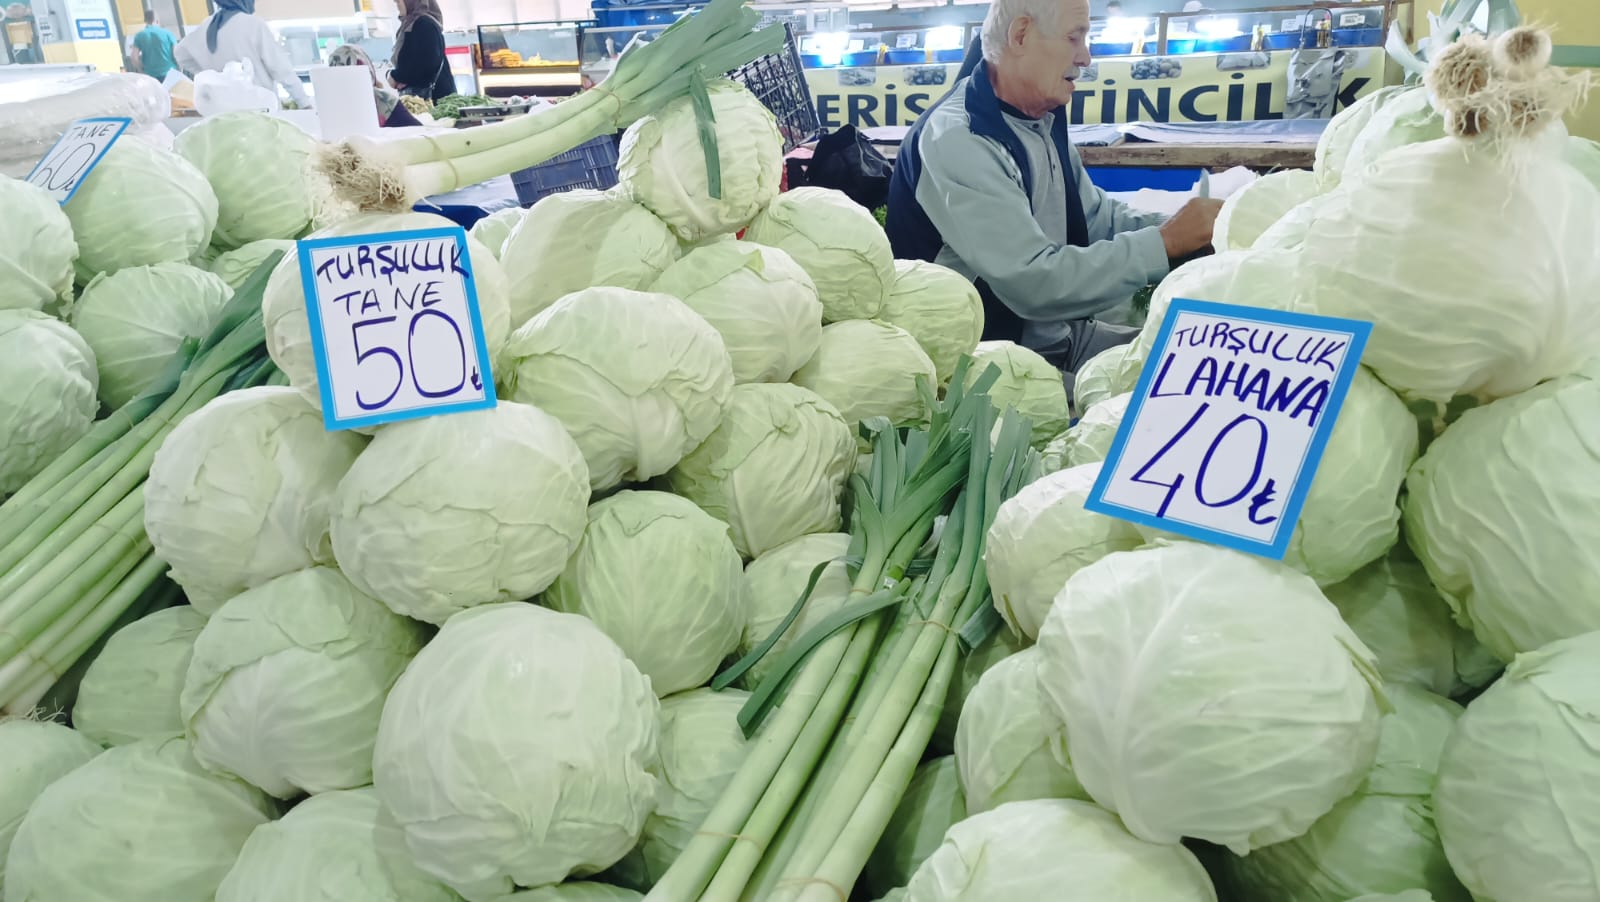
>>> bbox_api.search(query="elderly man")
[886,0,1221,383]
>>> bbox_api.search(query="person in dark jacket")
[329,44,423,127]
[390,0,456,101]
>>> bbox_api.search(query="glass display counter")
[1089,1,1398,58]
[475,20,588,99]
[576,22,670,87]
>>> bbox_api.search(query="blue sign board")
[1085,298,1371,560]
[75,18,111,39]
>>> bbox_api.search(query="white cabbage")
[3,737,274,902]
[1404,367,1600,660]
[208,239,294,289]
[1324,551,1500,698]
[1130,249,1312,376]
[1301,131,1600,403]
[73,606,208,747]
[181,567,424,798]
[172,111,316,248]
[374,603,659,899]
[742,187,893,322]
[739,532,852,688]
[1222,684,1468,902]
[861,756,967,899]
[1070,343,1132,414]
[500,189,680,327]
[1036,543,1384,853]
[64,136,218,281]
[931,628,1030,755]
[145,386,365,612]
[0,720,101,885]
[469,206,525,260]
[71,262,232,409]
[0,175,76,311]
[331,402,589,624]
[1056,392,1129,468]
[955,647,1087,813]
[1213,169,1318,252]
[263,212,511,412]
[1435,631,1600,902]
[650,240,822,383]
[216,787,459,902]
[1341,87,1445,182]
[965,341,1069,448]
[879,260,984,384]
[1568,136,1600,188]
[547,491,745,696]
[0,310,98,493]
[1253,190,1347,252]
[902,799,1217,901]
[503,287,733,490]
[667,383,856,558]
[492,885,642,901]
[793,320,936,433]
[618,79,783,243]
[1313,84,1412,191]
[984,463,1142,640]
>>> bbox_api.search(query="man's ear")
[1006,15,1032,55]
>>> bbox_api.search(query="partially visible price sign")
[1085,299,1371,560]
[297,227,497,431]
[26,116,131,204]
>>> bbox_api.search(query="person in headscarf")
[174,0,311,107]
[328,44,423,128]
[389,0,457,101]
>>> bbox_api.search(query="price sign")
[297,227,497,431]
[1085,299,1371,560]
[26,117,131,204]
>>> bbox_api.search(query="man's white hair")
[981,0,1068,63]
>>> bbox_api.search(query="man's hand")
[1160,198,1225,259]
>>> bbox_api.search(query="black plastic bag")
[797,124,892,212]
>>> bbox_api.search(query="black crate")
[730,23,822,153]
[510,136,620,208]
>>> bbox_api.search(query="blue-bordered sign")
[26,116,131,204]
[74,18,111,39]
[297,227,497,431]
[1085,298,1372,560]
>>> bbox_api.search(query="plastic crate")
[729,24,822,153]
[510,135,619,207]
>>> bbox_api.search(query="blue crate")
[511,136,619,208]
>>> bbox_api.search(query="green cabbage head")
[1312,84,1411,191]
[469,206,525,260]
[73,606,207,747]
[667,383,855,558]
[503,287,734,491]
[966,341,1069,448]
[955,647,1088,813]
[145,386,365,612]
[618,79,783,243]
[173,111,316,249]
[374,603,660,899]
[743,187,893,322]
[0,175,76,311]
[793,320,936,434]
[861,756,967,899]
[902,799,1217,901]
[491,885,642,901]
[64,136,217,281]
[879,260,984,384]
[1213,169,1318,252]
[1037,543,1385,854]
[215,787,459,902]
[209,239,295,289]
[4,737,274,902]
[739,532,851,688]
[547,491,746,696]
[72,262,232,409]
[331,402,591,624]
[0,719,101,886]
[1435,631,1600,902]
[0,310,98,493]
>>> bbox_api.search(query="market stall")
[1,3,1598,902]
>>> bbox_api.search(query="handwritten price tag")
[26,117,131,204]
[1085,299,1371,560]
[297,227,497,431]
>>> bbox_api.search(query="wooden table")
[1077,141,1316,170]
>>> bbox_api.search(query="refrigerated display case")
[475,19,588,98]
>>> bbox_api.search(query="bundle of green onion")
[319,0,784,211]
[647,362,1035,901]
[0,254,284,714]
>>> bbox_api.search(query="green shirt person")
[130,11,178,83]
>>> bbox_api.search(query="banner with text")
[1085,299,1371,560]
[803,48,1385,130]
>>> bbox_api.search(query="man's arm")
[251,19,310,106]
[1067,143,1168,236]
[916,124,1170,324]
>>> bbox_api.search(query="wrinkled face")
[1011,0,1093,111]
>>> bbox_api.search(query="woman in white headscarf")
[175,0,310,106]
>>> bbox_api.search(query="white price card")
[297,226,497,431]
[26,116,131,204]
[1085,299,1371,560]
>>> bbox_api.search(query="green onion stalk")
[0,255,285,715]
[645,362,1036,902]
[316,0,784,212]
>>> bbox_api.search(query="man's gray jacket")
[885,60,1171,359]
